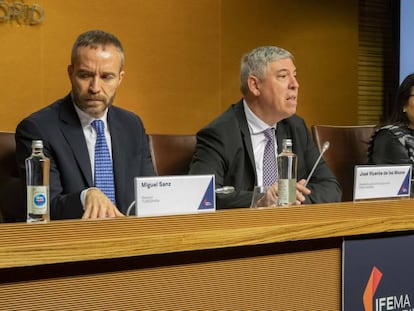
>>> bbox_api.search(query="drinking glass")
[250,186,277,208]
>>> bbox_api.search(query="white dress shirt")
[243,99,278,186]
[73,103,113,207]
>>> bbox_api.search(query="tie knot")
[264,128,274,140]
[91,120,105,135]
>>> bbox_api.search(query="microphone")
[126,201,136,216]
[304,141,330,187]
[215,186,235,194]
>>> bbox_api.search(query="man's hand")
[255,183,278,207]
[263,179,311,207]
[296,179,311,205]
[255,179,311,207]
[82,188,124,219]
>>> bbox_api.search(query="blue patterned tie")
[263,128,278,186]
[91,120,116,204]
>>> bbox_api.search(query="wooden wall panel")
[0,244,341,310]
[358,0,399,125]
[0,0,359,134]
[221,0,358,127]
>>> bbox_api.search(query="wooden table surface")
[1,198,413,269]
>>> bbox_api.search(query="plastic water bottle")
[277,139,297,206]
[26,140,50,223]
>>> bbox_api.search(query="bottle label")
[278,179,296,206]
[27,186,48,215]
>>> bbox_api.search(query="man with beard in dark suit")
[16,30,155,220]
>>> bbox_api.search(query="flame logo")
[363,266,383,311]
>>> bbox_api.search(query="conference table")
[1,199,414,310]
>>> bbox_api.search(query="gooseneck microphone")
[215,186,235,194]
[304,141,330,187]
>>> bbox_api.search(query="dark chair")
[148,134,197,176]
[0,131,24,222]
[311,125,376,202]
[0,131,18,178]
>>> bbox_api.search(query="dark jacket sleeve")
[369,130,411,165]
[281,117,342,204]
[15,117,84,220]
[189,124,255,208]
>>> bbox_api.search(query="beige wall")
[0,0,358,133]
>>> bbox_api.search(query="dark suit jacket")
[368,127,413,165]
[15,94,155,220]
[189,100,342,208]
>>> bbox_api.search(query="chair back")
[0,131,24,222]
[311,125,376,202]
[0,131,18,177]
[148,134,196,176]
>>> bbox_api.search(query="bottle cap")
[32,140,43,148]
[283,138,292,147]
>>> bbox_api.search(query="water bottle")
[26,140,50,223]
[277,138,297,206]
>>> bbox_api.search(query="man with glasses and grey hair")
[190,46,341,208]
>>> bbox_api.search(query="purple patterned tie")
[263,128,278,186]
[91,120,116,204]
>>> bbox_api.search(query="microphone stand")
[304,141,330,187]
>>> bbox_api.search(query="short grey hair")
[240,46,293,95]
[71,30,125,70]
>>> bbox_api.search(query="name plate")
[134,175,215,217]
[353,164,412,201]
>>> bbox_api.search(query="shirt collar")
[243,99,277,134]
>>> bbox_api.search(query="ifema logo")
[363,266,413,311]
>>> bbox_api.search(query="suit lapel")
[276,120,289,154]
[107,108,126,202]
[58,95,93,187]
[233,100,257,178]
